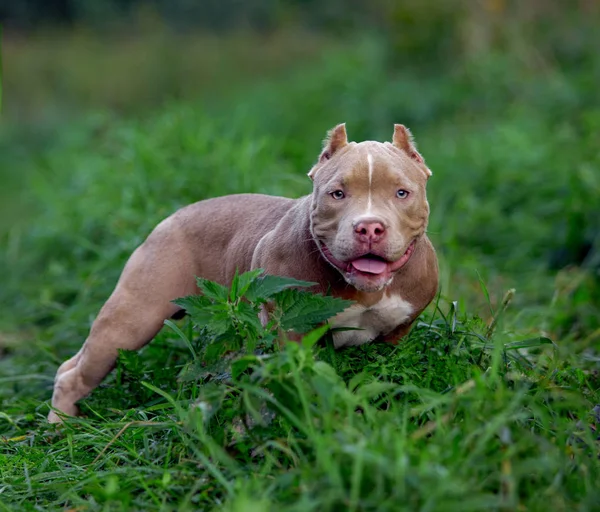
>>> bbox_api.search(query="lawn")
[0,25,599,511]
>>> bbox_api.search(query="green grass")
[1,32,599,511]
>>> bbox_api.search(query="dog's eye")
[331,190,345,200]
[396,189,409,199]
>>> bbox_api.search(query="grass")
[1,28,599,511]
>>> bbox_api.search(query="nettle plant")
[158,271,550,398]
[149,270,360,441]
[169,269,352,384]
[122,270,554,448]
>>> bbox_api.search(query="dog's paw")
[48,410,65,424]
[48,405,78,424]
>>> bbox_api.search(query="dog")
[48,123,439,423]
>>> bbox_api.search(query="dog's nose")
[354,219,386,242]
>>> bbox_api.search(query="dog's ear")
[308,123,348,180]
[392,124,432,177]
[320,123,348,162]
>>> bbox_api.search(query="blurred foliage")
[1,27,332,122]
[0,0,598,356]
[2,0,600,121]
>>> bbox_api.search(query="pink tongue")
[351,258,388,275]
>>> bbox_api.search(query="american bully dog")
[48,124,438,423]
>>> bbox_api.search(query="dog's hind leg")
[48,221,196,423]
[48,290,178,423]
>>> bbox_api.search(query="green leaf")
[174,295,232,331]
[229,268,240,302]
[235,300,262,331]
[301,324,331,349]
[172,294,211,314]
[476,270,494,317]
[141,382,181,411]
[207,309,235,336]
[164,319,197,359]
[276,289,354,333]
[196,277,230,302]
[232,355,260,380]
[245,274,316,303]
[204,339,229,365]
[233,268,265,299]
[179,347,232,382]
[348,372,371,392]
[313,361,341,382]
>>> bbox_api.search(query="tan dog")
[48,124,438,423]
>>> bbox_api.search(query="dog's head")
[309,123,432,293]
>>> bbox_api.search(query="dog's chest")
[330,293,414,348]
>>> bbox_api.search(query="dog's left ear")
[392,124,432,178]
[308,123,348,180]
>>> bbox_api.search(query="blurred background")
[0,1,599,357]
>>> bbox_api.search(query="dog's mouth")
[319,240,416,277]
[348,254,389,275]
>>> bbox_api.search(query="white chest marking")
[330,293,414,348]
[366,153,373,214]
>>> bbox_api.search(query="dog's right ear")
[308,123,348,180]
[392,124,432,178]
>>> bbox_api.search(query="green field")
[1,21,599,511]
